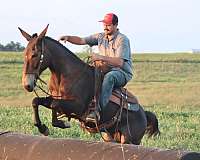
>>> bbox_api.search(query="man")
[59,13,133,123]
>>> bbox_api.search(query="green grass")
[142,105,200,151]
[0,105,199,151]
[0,106,100,140]
[0,51,200,152]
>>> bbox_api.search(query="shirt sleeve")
[115,36,131,61]
[84,33,99,47]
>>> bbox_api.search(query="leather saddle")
[109,88,139,110]
[92,64,139,111]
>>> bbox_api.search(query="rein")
[32,38,52,98]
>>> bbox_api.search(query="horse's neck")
[45,39,85,74]
[45,39,95,101]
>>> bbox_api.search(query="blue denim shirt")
[84,31,133,81]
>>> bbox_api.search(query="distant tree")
[0,43,4,51]
[15,42,24,51]
[5,41,15,51]
[0,41,25,52]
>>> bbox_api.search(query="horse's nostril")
[25,84,33,92]
[27,85,31,89]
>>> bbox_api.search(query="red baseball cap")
[99,13,118,25]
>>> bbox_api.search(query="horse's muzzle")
[22,74,36,92]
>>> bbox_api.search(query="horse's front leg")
[51,100,71,129]
[32,96,53,135]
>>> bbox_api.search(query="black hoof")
[38,124,49,136]
[52,120,70,129]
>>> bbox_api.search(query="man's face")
[103,23,117,36]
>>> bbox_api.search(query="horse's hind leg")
[120,126,142,145]
[118,132,140,144]
[32,96,52,136]
[111,131,134,144]
[101,132,115,143]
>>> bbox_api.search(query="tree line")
[0,41,25,52]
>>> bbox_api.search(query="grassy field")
[0,51,199,152]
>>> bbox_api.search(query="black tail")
[145,111,160,138]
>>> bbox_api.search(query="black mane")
[44,36,85,64]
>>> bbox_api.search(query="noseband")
[25,38,45,80]
[34,39,45,79]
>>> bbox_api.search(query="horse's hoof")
[52,120,70,129]
[42,127,49,136]
[38,124,49,136]
[64,121,71,128]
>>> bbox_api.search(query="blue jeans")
[99,69,128,110]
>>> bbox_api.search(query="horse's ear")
[18,27,32,41]
[38,24,49,40]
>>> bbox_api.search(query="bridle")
[24,37,45,78]
[23,38,50,97]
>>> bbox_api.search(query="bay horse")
[18,25,160,144]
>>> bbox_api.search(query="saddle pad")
[112,88,139,104]
[127,103,140,111]
[109,94,140,112]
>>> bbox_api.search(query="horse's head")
[18,25,49,92]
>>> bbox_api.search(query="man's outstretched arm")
[58,36,86,45]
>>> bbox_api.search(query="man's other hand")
[58,36,68,43]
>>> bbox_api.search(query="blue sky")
[0,0,199,52]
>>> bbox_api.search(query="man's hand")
[58,36,69,43]
[90,53,103,62]
[90,53,124,68]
